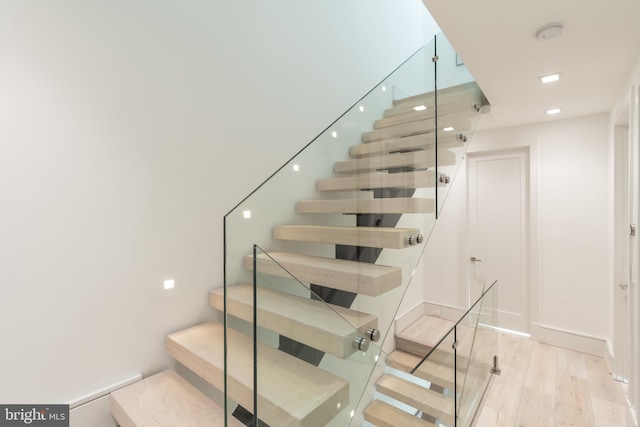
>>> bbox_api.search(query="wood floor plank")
[590,396,630,427]
[554,372,594,427]
[515,387,555,427]
[557,347,588,379]
[482,364,527,418]
[524,342,558,396]
[583,354,628,406]
[474,406,518,427]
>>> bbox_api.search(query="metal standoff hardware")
[439,175,451,184]
[452,341,459,350]
[491,355,502,375]
[470,256,483,262]
[405,234,424,246]
[457,133,468,142]
[473,103,481,112]
[352,336,370,352]
[366,328,381,342]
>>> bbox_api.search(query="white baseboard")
[69,395,117,427]
[68,373,141,427]
[530,323,608,357]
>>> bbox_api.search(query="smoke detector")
[535,23,563,41]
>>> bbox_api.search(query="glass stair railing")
[373,281,499,427]
[218,32,491,426]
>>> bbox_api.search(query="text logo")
[0,405,68,426]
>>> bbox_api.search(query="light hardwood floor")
[475,332,633,427]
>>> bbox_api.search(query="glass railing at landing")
[236,245,388,427]
[222,32,490,426]
[382,281,499,427]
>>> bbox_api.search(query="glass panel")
[435,32,489,215]
[222,32,489,425]
[457,280,499,426]
[364,325,459,426]
[250,245,384,427]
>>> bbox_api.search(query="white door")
[468,149,530,333]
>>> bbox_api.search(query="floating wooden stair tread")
[364,400,436,427]
[109,369,243,427]
[361,113,470,143]
[376,374,454,426]
[392,81,484,109]
[273,225,423,249]
[317,170,442,192]
[296,197,434,214]
[386,350,463,391]
[209,284,377,359]
[166,322,349,427]
[349,132,465,159]
[333,149,456,173]
[395,315,481,370]
[244,252,402,296]
[376,98,481,129]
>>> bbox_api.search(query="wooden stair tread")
[296,197,434,214]
[361,113,470,143]
[364,400,436,427]
[166,322,349,427]
[397,315,456,349]
[395,315,489,370]
[349,132,465,159]
[209,284,377,359]
[316,170,442,192]
[376,98,481,129]
[244,252,402,296]
[386,350,462,391]
[376,374,454,425]
[333,149,456,173]
[392,81,483,108]
[109,369,242,427]
[273,225,423,249]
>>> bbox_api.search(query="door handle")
[619,283,629,290]
[470,256,483,262]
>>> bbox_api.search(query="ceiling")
[422,0,640,130]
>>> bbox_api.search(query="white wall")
[0,0,436,404]
[422,113,611,353]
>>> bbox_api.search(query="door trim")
[466,146,531,333]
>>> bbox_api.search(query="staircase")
[109,40,492,426]
[365,315,494,427]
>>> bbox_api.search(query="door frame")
[466,146,532,334]
[612,105,631,383]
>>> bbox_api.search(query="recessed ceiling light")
[443,126,455,132]
[163,279,175,290]
[331,131,337,138]
[546,108,561,115]
[243,210,251,219]
[540,73,561,84]
[413,105,427,111]
[359,105,364,112]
